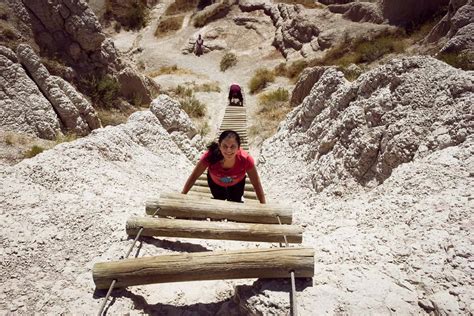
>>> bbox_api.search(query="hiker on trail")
[228,83,243,106]
[195,34,204,57]
[182,130,266,204]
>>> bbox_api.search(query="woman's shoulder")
[238,148,253,160]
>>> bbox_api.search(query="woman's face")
[219,137,239,160]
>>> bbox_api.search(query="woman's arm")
[182,161,208,194]
[247,166,266,204]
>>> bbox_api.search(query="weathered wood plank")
[93,248,314,289]
[126,216,302,243]
[146,192,292,224]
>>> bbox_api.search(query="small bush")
[180,96,206,118]
[220,52,238,72]
[5,134,14,145]
[82,74,120,108]
[154,15,184,37]
[124,1,149,30]
[249,68,275,94]
[0,20,18,41]
[165,0,199,15]
[438,52,474,71]
[24,145,45,158]
[273,63,287,77]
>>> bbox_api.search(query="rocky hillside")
[259,56,473,314]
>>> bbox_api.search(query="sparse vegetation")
[437,51,474,71]
[81,74,120,108]
[180,96,206,118]
[54,133,78,144]
[97,107,143,127]
[193,82,221,93]
[154,15,184,37]
[5,134,14,145]
[146,65,194,77]
[311,32,406,69]
[250,88,292,141]
[193,2,231,27]
[105,0,149,31]
[165,0,199,15]
[169,85,207,118]
[24,145,45,158]
[274,0,324,9]
[220,52,238,72]
[197,121,211,137]
[41,57,70,79]
[274,60,308,81]
[249,68,275,94]
[0,20,18,42]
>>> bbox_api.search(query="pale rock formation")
[328,2,384,24]
[0,46,61,139]
[8,0,155,106]
[150,94,198,138]
[426,0,474,54]
[318,0,353,4]
[261,56,473,193]
[16,44,101,136]
[150,95,204,161]
[290,66,331,107]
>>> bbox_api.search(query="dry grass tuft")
[193,82,221,93]
[24,145,45,158]
[250,88,291,141]
[249,68,275,94]
[146,65,194,77]
[169,85,207,118]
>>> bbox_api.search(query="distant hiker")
[228,83,243,106]
[182,130,266,203]
[195,34,204,57]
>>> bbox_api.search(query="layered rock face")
[5,0,156,106]
[256,56,473,315]
[0,44,100,139]
[328,2,384,24]
[426,0,474,54]
[263,56,473,193]
[0,46,61,139]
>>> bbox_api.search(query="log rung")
[126,216,302,243]
[146,192,292,224]
[93,247,314,289]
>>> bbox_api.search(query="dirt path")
[111,3,289,155]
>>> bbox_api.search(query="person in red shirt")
[182,130,266,203]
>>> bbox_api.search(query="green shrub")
[220,52,238,72]
[124,1,149,30]
[249,68,275,94]
[273,63,287,77]
[82,74,120,108]
[154,15,184,37]
[438,51,474,71]
[286,60,308,79]
[180,96,206,118]
[165,0,198,15]
[24,145,45,158]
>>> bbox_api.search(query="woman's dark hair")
[206,130,241,164]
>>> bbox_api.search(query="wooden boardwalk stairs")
[93,105,314,315]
